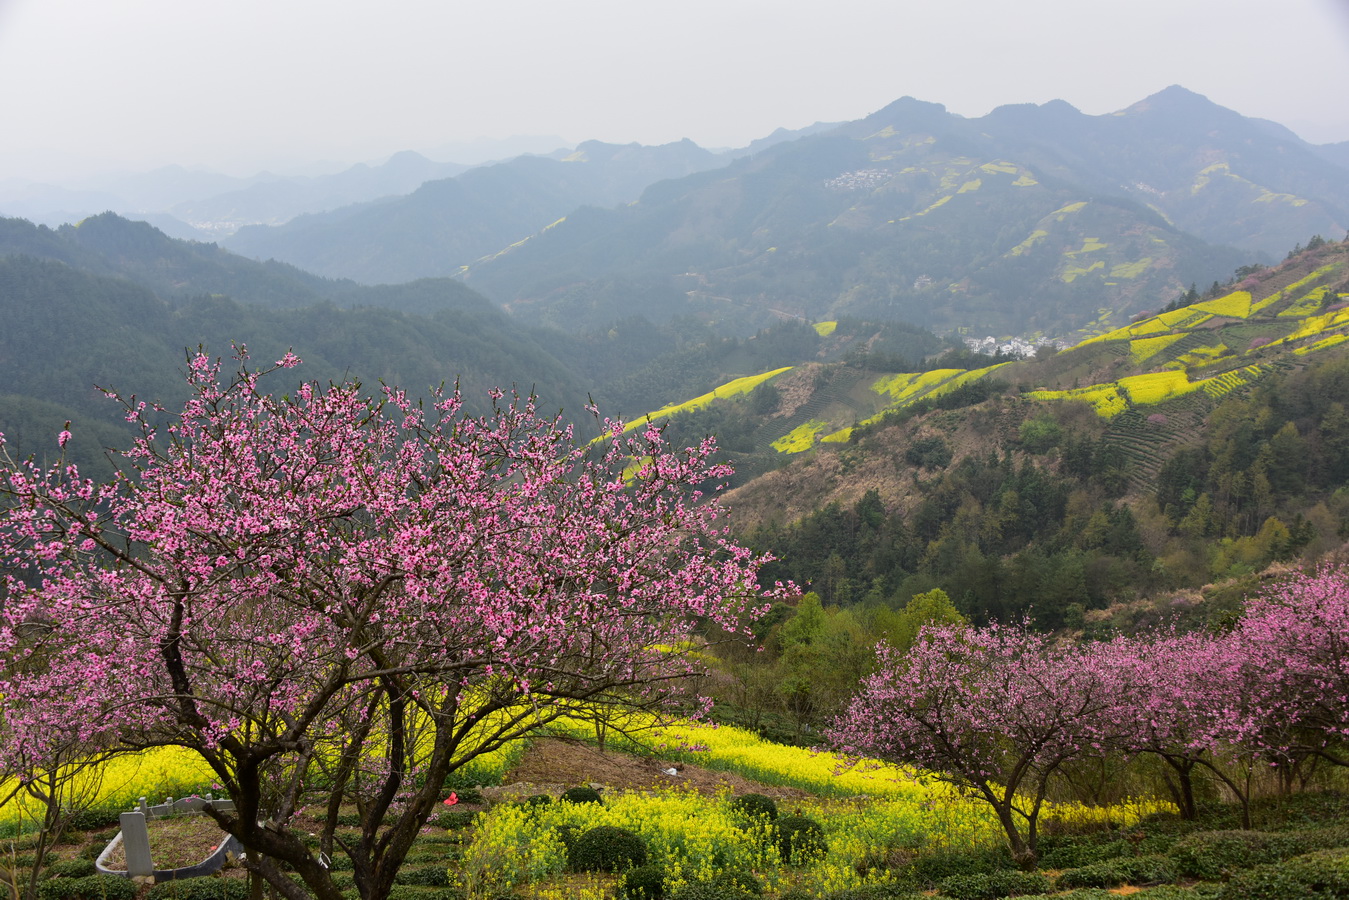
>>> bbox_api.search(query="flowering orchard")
[0,351,781,900]
[830,567,1349,866]
[829,624,1132,865]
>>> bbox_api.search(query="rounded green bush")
[394,865,450,887]
[773,815,827,865]
[42,860,96,880]
[1036,836,1131,870]
[669,870,762,900]
[147,877,251,900]
[560,786,602,805]
[1055,854,1176,890]
[938,870,1054,900]
[431,809,476,830]
[621,864,666,900]
[64,809,124,832]
[1168,829,1308,880]
[38,875,137,900]
[729,793,778,822]
[909,845,1014,884]
[1216,848,1349,900]
[388,886,468,900]
[567,825,648,873]
[819,884,924,900]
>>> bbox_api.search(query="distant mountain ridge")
[455,87,1345,340]
[223,138,729,284]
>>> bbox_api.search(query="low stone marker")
[97,794,242,883]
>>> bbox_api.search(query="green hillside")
[604,237,1349,629]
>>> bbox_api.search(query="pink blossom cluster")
[0,350,782,900]
[829,566,1349,860]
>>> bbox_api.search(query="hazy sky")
[2,0,1348,181]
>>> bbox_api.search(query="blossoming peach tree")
[0,350,779,900]
[828,623,1131,866]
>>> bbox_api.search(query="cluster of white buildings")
[823,169,893,191]
[962,335,1062,358]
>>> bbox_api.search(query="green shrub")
[1054,854,1176,889]
[621,864,665,900]
[41,860,96,880]
[394,866,450,887]
[37,875,138,900]
[327,872,356,890]
[937,871,1053,900]
[388,886,466,900]
[1035,835,1131,869]
[1298,823,1349,851]
[147,877,251,900]
[729,794,778,822]
[403,847,455,865]
[668,869,761,900]
[64,809,124,833]
[774,815,827,865]
[1169,829,1308,880]
[909,846,1015,884]
[560,786,602,805]
[1250,791,1349,830]
[567,826,647,873]
[430,809,476,830]
[819,884,923,900]
[1216,848,1349,899]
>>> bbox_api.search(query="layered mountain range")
[202,87,1348,342]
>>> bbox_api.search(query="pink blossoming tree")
[1112,630,1266,827]
[1228,566,1349,774]
[0,351,777,900]
[829,623,1129,866]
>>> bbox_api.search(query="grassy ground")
[8,730,1349,899]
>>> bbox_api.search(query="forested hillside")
[0,214,940,480]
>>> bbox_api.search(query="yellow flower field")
[621,367,793,434]
[772,420,829,454]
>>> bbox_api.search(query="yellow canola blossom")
[1064,237,1107,256]
[1278,286,1334,318]
[0,747,216,829]
[813,321,838,336]
[1168,343,1230,369]
[1294,333,1349,356]
[1117,370,1196,406]
[872,369,963,403]
[622,367,792,434]
[1061,260,1105,283]
[1192,290,1252,319]
[1269,307,1349,348]
[1109,258,1152,279]
[1192,364,1270,399]
[1028,384,1128,419]
[1129,333,1187,365]
[1006,229,1049,257]
[773,420,829,453]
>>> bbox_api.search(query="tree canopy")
[0,349,778,900]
